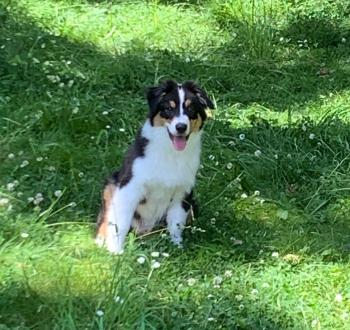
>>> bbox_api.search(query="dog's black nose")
[175,123,187,134]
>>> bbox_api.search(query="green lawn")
[1,0,350,329]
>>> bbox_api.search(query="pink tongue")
[173,136,187,151]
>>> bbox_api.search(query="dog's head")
[146,80,215,151]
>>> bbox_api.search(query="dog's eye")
[186,106,197,119]
[161,105,174,118]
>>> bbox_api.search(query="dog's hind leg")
[105,183,145,254]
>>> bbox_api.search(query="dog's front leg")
[166,202,188,248]
[106,183,144,254]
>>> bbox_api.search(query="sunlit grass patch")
[1,0,350,328]
[14,0,224,55]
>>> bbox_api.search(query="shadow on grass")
[1,5,350,262]
[0,281,298,329]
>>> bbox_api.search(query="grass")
[1,0,350,328]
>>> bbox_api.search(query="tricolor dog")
[96,80,214,253]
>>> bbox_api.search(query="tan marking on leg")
[96,183,116,240]
[190,116,203,133]
[169,100,176,108]
[185,99,191,107]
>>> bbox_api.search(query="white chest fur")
[133,121,202,189]
[131,121,202,229]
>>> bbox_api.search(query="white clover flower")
[69,202,77,207]
[271,252,279,258]
[207,317,215,322]
[119,128,125,132]
[309,133,315,140]
[137,256,146,264]
[41,43,46,48]
[254,150,262,157]
[185,57,190,63]
[48,166,56,171]
[67,80,74,88]
[36,157,43,162]
[341,312,349,320]
[114,296,124,304]
[96,310,104,317]
[232,238,243,245]
[287,153,292,159]
[335,293,343,303]
[102,111,109,115]
[59,82,65,88]
[208,154,215,160]
[187,278,196,286]
[151,260,161,269]
[311,319,319,328]
[254,190,260,196]
[21,232,29,238]
[54,190,63,198]
[274,154,279,159]
[151,251,160,258]
[240,193,248,199]
[279,37,284,42]
[27,197,34,203]
[226,162,233,170]
[239,133,245,141]
[224,270,233,278]
[213,276,223,286]
[235,294,243,301]
[8,153,15,159]
[238,304,245,310]
[0,198,9,207]
[6,182,15,191]
[162,252,169,257]
[91,136,95,140]
[106,125,111,129]
[20,160,29,168]
[251,289,259,295]
[33,199,43,205]
[72,107,79,114]
[78,172,84,178]
[341,37,346,43]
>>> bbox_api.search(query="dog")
[96,80,214,253]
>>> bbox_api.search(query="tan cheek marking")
[153,113,172,126]
[190,116,203,133]
[152,113,168,127]
[169,100,176,108]
[97,183,116,239]
[185,99,191,107]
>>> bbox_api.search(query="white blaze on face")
[167,86,191,151]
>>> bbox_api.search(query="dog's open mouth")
[168,130,189,151]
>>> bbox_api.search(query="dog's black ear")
[182,81,215,110]
[146,80,178,115]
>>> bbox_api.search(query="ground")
[1,0,350,329]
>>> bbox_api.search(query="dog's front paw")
[170,235,183,248]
